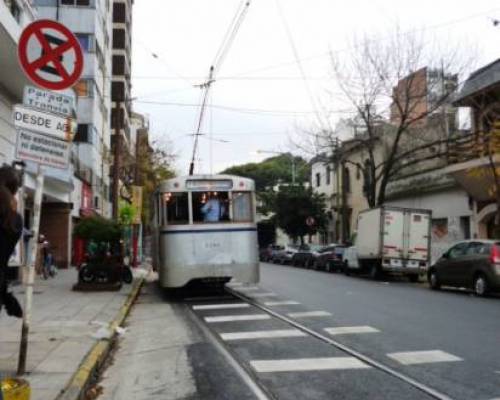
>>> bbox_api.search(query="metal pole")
[335,138,341,242]
[17,164,44,376]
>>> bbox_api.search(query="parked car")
[342,246,360,275]
[260,244,284,262]
[273,244,300,264]
[291,244,324,267]
[312,245,346,272]
[427,240,500,296]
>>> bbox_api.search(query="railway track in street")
[184,283,457,400]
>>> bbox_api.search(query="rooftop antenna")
[189,1,251,175]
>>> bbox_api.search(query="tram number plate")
[203,241,222,250]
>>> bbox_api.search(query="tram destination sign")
[23,86,76,117]
[13,104,76,141]
[15,129,70,169]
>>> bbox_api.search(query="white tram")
[152,175,260,289]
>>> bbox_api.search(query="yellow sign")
[131,186,143,224]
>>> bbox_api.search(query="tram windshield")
[161,190,253,225]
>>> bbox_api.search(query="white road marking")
[288,311,332,318]
[264,301,301,306]
[220,329,307,341]
[387,350,463,365]
[250,357,370,373]
[205,314,271,323]
[324,326,380,335]
[248,292,276,297]
[237,286,261,292]
[192,303,250,310]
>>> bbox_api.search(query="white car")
[342,246,360,274]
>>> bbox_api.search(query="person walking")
[0,165,23,318]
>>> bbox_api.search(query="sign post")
[14,19,82,376]
[17,165,44,376]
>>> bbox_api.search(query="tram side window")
[192,192,230,223]
[232,192,253,222]
[164,192,189,225]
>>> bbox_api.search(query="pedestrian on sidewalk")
[0,165,23,318]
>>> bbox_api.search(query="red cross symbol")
[18,19,83,91]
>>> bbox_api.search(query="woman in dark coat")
[0,165,23,317]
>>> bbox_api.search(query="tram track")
[186,285,456,400]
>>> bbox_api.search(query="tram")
[151,175,260,289]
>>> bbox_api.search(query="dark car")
[260,244,284,262]
[291,244,324,267]
[313,245,346,272]
[428,240,500,296]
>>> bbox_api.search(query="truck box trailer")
[355,206,432,280]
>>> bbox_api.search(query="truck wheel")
[369,264,380,280]
[408,274,419,283]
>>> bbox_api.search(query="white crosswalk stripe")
[264,301,301,306]
[220,329,307,341]
[205,314,271,323]
[287,311,332,318]
[387,350,463,365]
[192,303,250,310]
[324,326,380,335]
[250,357,370,373]
[236,286,261,292]
[248,292,276,297]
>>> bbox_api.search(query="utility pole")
[112,100,121,220]
[334,138,341,243]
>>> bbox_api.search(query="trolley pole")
[17,165,44,375]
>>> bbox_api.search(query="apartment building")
[32,0,113,267]
[110,0,133,218]
[0,0,36,164]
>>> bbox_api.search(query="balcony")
[444,128,500,202]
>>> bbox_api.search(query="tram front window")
[164,192,189,225]
[193,192,230,223]
[232,192,253,222]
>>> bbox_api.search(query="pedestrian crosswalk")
[192,286,465,376]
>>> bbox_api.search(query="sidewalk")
[0,267,145,400]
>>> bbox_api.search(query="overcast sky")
[131,0,500,175]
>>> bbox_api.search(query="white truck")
[355,206,432,281]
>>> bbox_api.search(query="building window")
[113,28,126,49]
[113,2,126,23]
[8,0,21,23]
[74,80,93,97]
[326,166,331,185]
[74,124,94,144]
[316,173,321,187]
[75,33,93,52]
[61,0,91,5]
[343,167,351,193]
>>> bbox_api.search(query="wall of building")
[386,187,473,262]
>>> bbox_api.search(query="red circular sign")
[18,19,83,91]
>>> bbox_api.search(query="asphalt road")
[98,265,500,400]
[255,262,500,400]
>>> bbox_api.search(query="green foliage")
[74,216,121,243]
[271,185,328,242]
[221,154,309,191]
[119,202,136,226]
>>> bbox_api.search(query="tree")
[136,138,176,229]
[317,27,472,208]
[267,185,328,244]
[221,154,309,191]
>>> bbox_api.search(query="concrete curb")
[54,275,146,400]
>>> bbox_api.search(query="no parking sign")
[17,19,83,91]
